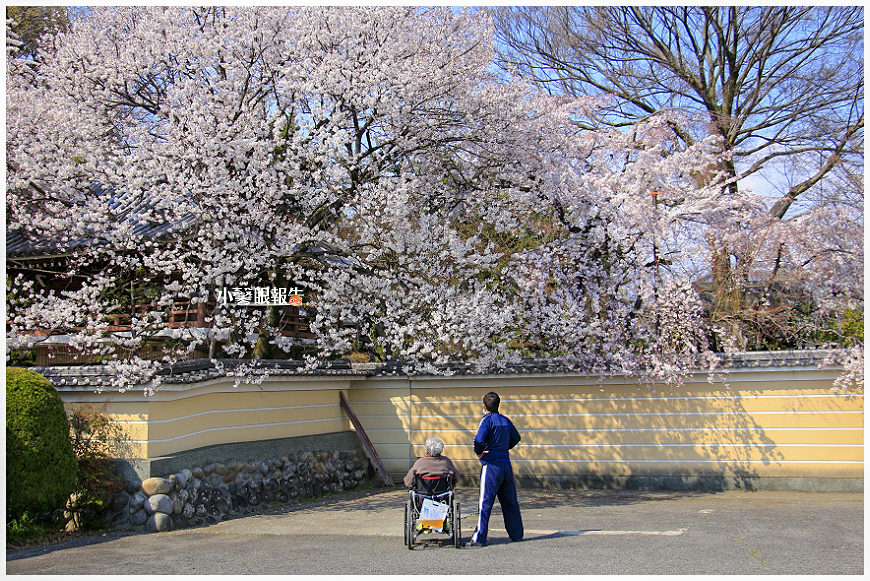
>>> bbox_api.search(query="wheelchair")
[403,472,461,549]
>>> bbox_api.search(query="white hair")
[424,437,444,457]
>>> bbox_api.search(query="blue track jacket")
[474,412,520,464]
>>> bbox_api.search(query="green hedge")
[6,367,78,520]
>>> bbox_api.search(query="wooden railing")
[8,301,316,340]
[105,301,316,339]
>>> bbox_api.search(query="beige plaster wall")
[344,369,863,487]
[57,366,863,488]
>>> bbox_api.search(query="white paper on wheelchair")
[419,499,450,532]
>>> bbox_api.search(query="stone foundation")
[103,447,375,533]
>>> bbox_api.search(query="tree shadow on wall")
[519,381,787,492]
[411,382,795,493]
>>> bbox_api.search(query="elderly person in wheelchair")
[403,436,459,489]
[403,437,462,549]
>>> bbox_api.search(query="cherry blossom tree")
[495,6,864,357]
[6,6,564,388]
[7,6,858,393]
[5,6,69,61]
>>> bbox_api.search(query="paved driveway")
[6,488,863,575]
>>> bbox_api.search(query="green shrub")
[6,367,78,522]
[66,403,127,529]
[5,512,55,546]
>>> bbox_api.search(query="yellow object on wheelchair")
[419,498,449,532]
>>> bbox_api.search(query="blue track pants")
[471,461,523,544]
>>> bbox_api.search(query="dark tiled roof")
[7,184,195,259]
[717,350,834,369]
[34,359,368,388]
[31,350,843,390]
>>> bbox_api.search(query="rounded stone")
[108,510,131,531]
[191,466,204,479]
[146,512,173,533]
[202,463,215,476]
[175,471,189,489]
[182,502,195,519]
[172,495,183,515]
[130,490,147,509]
[145,493,174,515]
[172,514,189,529]
[214,463,228,476]
[208,473,223,488]
[141,477,171,496]
[131,509,148,526]
[111,490,131,513]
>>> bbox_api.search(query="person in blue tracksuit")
[467,391,523,547]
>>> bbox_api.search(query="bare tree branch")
[494,6,864,216]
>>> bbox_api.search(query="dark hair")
[483,392,500,413]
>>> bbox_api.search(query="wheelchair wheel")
[452,501,461,548]
[405,497,415,550]
[402,502,409,546]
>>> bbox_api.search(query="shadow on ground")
[6,486,720,560]
[516,488,715,510]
